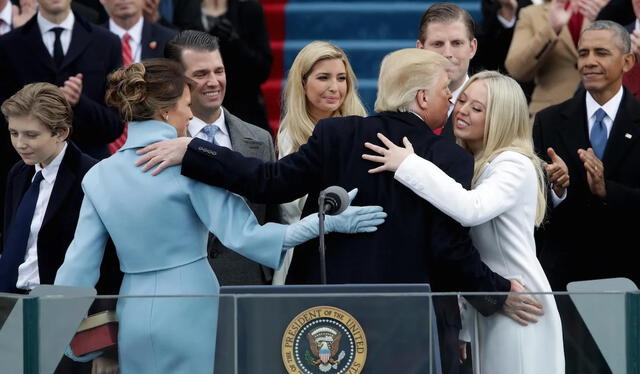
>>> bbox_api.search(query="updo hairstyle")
[105,58,193,122]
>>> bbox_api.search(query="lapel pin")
[149,41,157,50]
[625,133,632,139]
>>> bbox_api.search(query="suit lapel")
[140,19,152,60]
[21,16,57,73]
[41,144,78,228]
[557,94,591,181]
[602,91,640,176]
[225,109,264,158]
[60,17,91,71]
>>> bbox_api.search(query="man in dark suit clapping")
[534,20,639,374]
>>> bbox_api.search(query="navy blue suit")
[139,19,176,60]
[534,89,640,374]
[103,18,177,61]
[181,111,511,373]
[0,14,123,160]
[0,13,123,242]
[2,142,121,295]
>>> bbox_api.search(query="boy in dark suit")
[0,0,124,241]
[1,82,121,373]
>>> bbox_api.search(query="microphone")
[317,186,350,284]
[318,186,350,215]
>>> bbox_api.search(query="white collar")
[34,142,67,184]
[0,1,12,26]
[37,10,74,33]
[188,108,229,137]
[109,16,144,43]
[585,86,624,123]
[451,75,469,104]
[635,19,639,32]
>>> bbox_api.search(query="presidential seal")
[282,306,367,374]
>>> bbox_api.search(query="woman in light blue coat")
[54,59,385,374]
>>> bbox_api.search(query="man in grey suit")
[165,30,279,285]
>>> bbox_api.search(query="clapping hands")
[543,147,570,197]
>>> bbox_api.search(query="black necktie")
[0,171,45,292]
[52,27,64,68]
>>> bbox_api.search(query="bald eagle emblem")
[307,327,346,372]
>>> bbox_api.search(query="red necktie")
[566,4,584,48]
[121,33,133,67]
[108,34,133,153]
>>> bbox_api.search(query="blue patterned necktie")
[200,125,220,145]
[0,171,45,292]
[590,108,608,159]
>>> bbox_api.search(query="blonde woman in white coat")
[363,71,565,374]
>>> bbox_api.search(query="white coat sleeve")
[394,152,530,227]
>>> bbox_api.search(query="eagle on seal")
[307,327,345,372]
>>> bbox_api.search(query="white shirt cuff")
[551,185,567,207]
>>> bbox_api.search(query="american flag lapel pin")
[149,41,157,50]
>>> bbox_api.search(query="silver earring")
[163,114,169,121]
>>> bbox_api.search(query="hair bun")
[105,63,148,121]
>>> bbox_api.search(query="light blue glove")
[283,188,386,248]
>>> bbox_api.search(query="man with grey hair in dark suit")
[164,30,280,285]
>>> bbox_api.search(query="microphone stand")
[318,191,328,284]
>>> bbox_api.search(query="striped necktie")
[108,33,134,154]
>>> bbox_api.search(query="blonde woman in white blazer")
[363,71,565,374]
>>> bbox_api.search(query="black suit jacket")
[0,14,123,159]
[533,89,640,290]
[2,143,121,294]
[182,111,510,306]
[103,18,176,61]
[0,14,123,239]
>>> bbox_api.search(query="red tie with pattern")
[108,34,133,153]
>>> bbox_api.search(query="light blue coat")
[55,120,287,373]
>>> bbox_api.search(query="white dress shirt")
[449,75,469,117]
[188,110,233,149]
[551,86,624,207]
[16,142,68,290]
[109,17,144,63]
[37,11,75,57]
[0,1,12,35]
[585,85,623,139]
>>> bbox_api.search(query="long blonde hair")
[277,41,367,154]
[457,71,547,226]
